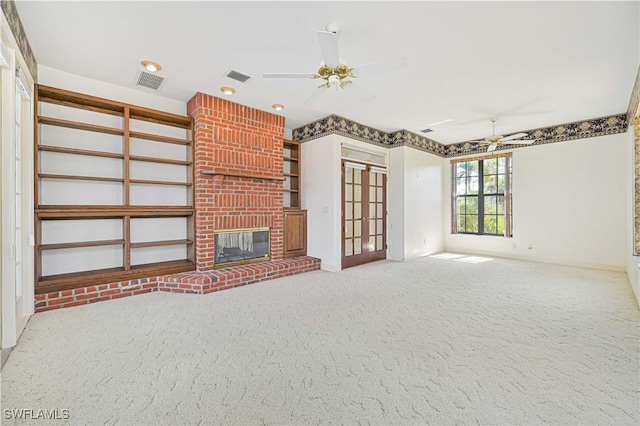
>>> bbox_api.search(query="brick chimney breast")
[187,92,285,271]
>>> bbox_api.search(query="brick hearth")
[158,257,320,294]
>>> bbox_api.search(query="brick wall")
[187,93,285,271]
[35,278,158,312]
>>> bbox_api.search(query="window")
[452,154,512,236]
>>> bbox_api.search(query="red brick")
[49,296,75,306]
[76,292,99,301]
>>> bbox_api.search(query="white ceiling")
[15,0,640,144]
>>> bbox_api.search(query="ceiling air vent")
[135,71,166,91]
[420,128,434,134]
[226,69,251,83]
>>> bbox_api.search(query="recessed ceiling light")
[272,104,285,111]
[427,118,454,126]
[141,60,161,73]
[220,86,236,95]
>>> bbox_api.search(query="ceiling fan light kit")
[263,24,407,105]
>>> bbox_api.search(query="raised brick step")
[158,256,320,294]
[35,257,320,313]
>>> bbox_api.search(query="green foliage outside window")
[454,156,512,236]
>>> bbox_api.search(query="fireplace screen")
[214,227,270,266]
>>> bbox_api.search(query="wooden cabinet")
[284,209,307,258]
[282,139,307,257]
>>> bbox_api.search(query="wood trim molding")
[201,170,286,181]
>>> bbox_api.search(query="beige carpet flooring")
[1,255,639,425]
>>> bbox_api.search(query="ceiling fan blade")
[343,83,376,102]
[317,31,340,68]
[263,73,316,79]
[501,132,528,142]
[487,143,498,152]
[502,139,535,145]
[304,85,328,106]
[351,57,407,78]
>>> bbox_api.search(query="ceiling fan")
[263,24,407,105]
[470,119,535,152]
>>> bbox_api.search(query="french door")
[342,161,387,268]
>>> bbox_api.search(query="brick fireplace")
[36,92,319,312]
[188,92,285,269]
[157,92,319,294]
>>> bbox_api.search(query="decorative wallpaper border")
[293,113,628,158]
[292,114,447,157]
[1,0,37,80]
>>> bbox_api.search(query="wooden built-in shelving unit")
[35,85,195,293]
[283,140,300,209]
[282,139,307,258]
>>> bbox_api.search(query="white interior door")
[1,47,34,351]
[13,86,26,329]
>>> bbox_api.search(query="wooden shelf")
[282,139,301,209]
[39,145,124,159]
[131,239,193,249]
[130,179,192,187]
[129,130,191,146]
[37,206,194,218]
[37,85,191,128]
[40,239,125,251]
[39,116,124,136]
[130,154,192,166]
[129,110,191,129]
[39,173,124,183]
[201,170,286,181]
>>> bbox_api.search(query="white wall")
[388,147,405,260]
[445,133,629,271]
[388,146,445,260]
[38,66,186,115]
[403,147,445,259]
[301,135,342,271]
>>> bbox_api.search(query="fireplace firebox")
[214,227,270,267]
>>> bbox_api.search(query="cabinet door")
[284,210,307,258]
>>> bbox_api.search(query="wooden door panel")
[342,162,386,268]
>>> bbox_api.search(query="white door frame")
[1,15,35,355]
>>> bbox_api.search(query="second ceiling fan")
[470,119,535,152]
[263,24,407,105]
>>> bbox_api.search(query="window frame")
[451,153,512,237]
